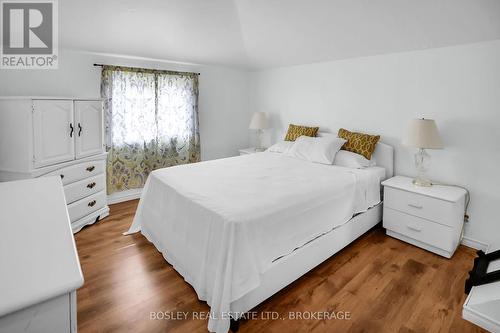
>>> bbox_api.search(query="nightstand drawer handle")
[88,200,96,207]
[408,203,423,209]
[87,182,96,189]
[407,225,422,232]
[86,166,95,172]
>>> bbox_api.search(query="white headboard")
[372,142,394,179]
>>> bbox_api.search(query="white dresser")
[0,97,109,233]
[382,176,467,258]
[0,177,84,333]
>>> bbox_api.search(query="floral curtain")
[101,66,200,194]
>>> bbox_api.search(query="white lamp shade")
[249,112,268,130]
[403,118,443,149]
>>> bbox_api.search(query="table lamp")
[402,118,443,187]
[249,112,268,151]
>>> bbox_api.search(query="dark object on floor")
[230,318,240,332]
[465,249,500,294]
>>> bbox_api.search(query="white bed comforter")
[127,152,382,333]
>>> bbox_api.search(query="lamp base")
[255,129,266,152]
[413,148,432,187]
[412,178,432,187]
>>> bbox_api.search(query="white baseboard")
[461,236,489,252]
[107,188,142,205]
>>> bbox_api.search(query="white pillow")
[266,141,295,154]
[285,136,346,165]
[334,150,376,168]
[317,131,336,137]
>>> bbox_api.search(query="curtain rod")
[93,63,200,76]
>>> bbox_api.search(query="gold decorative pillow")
[338,128,380,160]
[284,124,319,141]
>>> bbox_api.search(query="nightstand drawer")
[383,207,457,252]
[384,187,463,227]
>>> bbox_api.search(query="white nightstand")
[239,148,264,155]
[382,176,467,258]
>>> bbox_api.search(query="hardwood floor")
[75,200,485,333]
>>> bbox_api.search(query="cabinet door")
[74,100,104,159]
[33,100,75,168]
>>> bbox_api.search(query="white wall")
[250,40,500,247]
[0,49,251,161]
[1,41,498,246]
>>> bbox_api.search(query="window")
[101,66,200,194]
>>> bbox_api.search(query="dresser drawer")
[383,207,458,252]
[64,174,105,204]
[67,190,106,222]
[41,160,105,185]
[384,187,463,227]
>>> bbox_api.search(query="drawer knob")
[88,200,97,207]
[408,203,423,209]
[86,166,95,172]
[87,182,96,189]
[60,174,64,179]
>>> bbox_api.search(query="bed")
[127,141,394,333]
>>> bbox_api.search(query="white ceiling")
[60,0,500,69]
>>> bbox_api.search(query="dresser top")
[382,176,467,202]
[0,177,84,317]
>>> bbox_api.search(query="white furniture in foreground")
[382,176,467,258]
[0,177,84,333]
[463,243,500,332]
[238,147,262,155]
[0,97,109,233]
